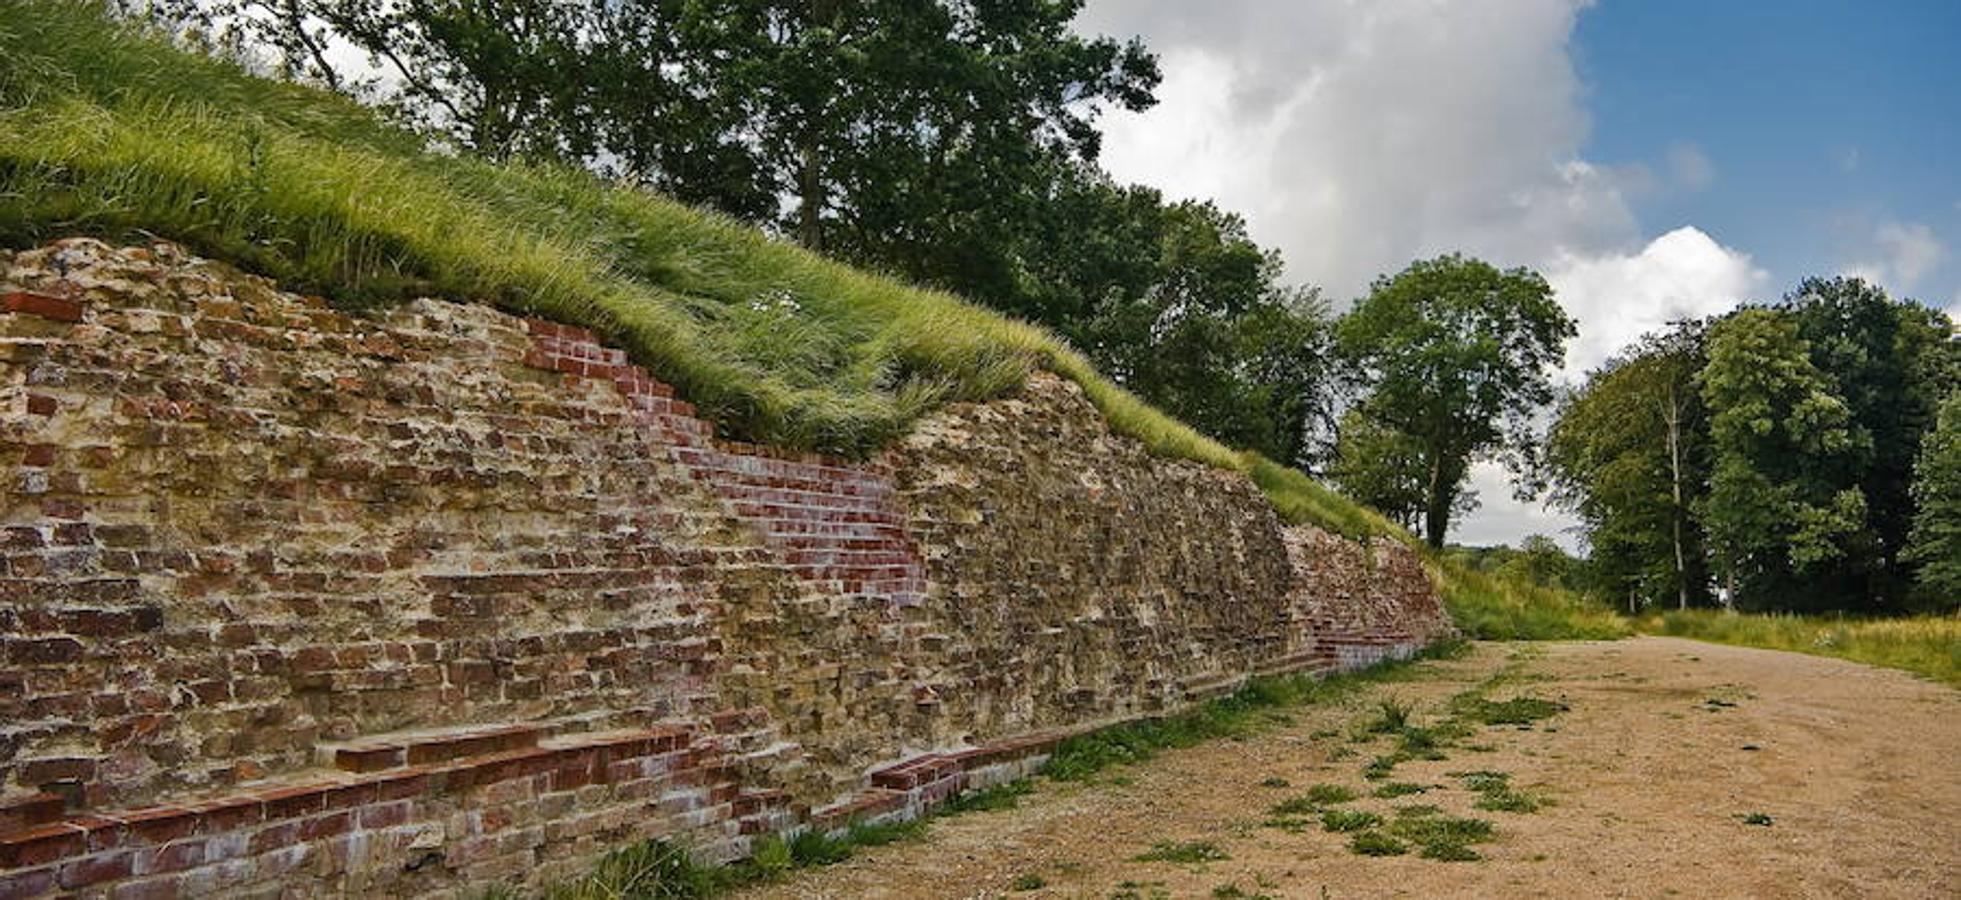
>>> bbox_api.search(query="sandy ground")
[736,637,1961,899]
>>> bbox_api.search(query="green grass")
[1432,561,1631,641]
[1043,640,1465,782]
[1639,609,1961,687]
[1450,770,1543,814]
[1269,783,1356,816]
[1387,814,1495,861]
[1451,695,1568,727]
[1371,781,1428,799]
[933,778,1033,815]
[1319,809,1383,832]
[1346,831,1408,857]
[1133,840,1228,864]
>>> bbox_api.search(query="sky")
[1074,0,1961,550]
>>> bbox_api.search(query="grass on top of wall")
[1639,609,1961,688]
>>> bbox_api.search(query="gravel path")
[736,637,1960,899]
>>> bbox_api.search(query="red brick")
[0,866,57,898]
[57,849,135,889]
[2,291,84,323]
[0,792,65,833]
[0,823,86,869]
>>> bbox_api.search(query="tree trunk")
[1663,383,1690,609]
[1423,452,1449,549]
[797,139,824,252]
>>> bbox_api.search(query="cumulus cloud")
[1843,222,1946,294]
[1546,227,1767,378]
[1079,0,1634,298]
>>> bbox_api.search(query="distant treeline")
[1544,280,1958,614]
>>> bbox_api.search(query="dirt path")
[738,637,1960,899]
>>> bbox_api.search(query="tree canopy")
[1335,255,1575,548]
[1546,321,1711,609]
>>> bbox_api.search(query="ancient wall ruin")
[0,239,1451,897]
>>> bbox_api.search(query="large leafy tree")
[1780,278,1958,606]
[175,0,1160,279]
[1335,255,1575,548]
[1076,196,1334,464]
[1327,409,1443,531]
[1545,321,1712,609]
[1905,390,1961,609]
[1698,309,1872,611]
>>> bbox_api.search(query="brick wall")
[0,240,1451,897]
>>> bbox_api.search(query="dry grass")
[1640,610,1961,687]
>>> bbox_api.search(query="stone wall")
[0,240,1450,897]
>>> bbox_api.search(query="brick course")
[0,239,1450,897]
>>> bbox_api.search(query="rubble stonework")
[0,239,1451,897]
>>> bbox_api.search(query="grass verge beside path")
[1640,610,1961,688]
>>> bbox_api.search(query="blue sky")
[1078,0,1959,547]
[1576,0,1961,310]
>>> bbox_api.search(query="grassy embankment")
[0,2,1624,639]
[1639,610,1961,687]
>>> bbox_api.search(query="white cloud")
[1452,462,1582,552]
[1880,222,1943,288]
[1546,226,1767,378]
[1080,0,1635,298]
[1842,221,1946,294]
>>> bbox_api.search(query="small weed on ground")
[1348,831,1409,856]
[1258,776,1291,788]
[1011,873,1047,891]
[936,779,1033,815]
[1372,781,1428,798]
[1134,841,1229,864]
[1451,770,1543,814]
[1738,812,1774,826]
[1320,809,1384,832]
[1454,695,1568,726]
[1385,814,1496,862]
[1210,885,1275,900]
[1367,699,1414,734]
[1363,754,1401,780]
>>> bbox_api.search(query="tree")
[1076,197,1334,464]
[1698,309,1872,611]
[1335,255,1576,548]
[1905,390,1961,609]
[1781,278,1958,606]
[182,0,1162,281]
[1327,410,1431,530]
[1546,321,1712,609]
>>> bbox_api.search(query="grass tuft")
[1134,840,1228,864]
[1320,809,1384,832]
[1347,831,1408,857]
[1371,781,1429,799]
